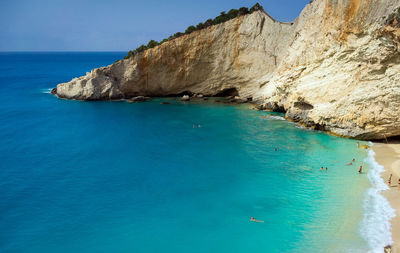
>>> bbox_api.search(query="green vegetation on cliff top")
[122,3,264,60]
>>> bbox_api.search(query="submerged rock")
[53,0,400,140]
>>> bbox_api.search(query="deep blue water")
[0,52,372,252]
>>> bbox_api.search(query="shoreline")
[372,142,400,251]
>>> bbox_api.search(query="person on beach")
[358,166,362,174]
[250,217,264,223]
[398,179,400,189]
[388,174,392,186]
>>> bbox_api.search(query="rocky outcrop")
[53,0,400,140]
[55,10,294,100]
[127,96,151,102]
[181,95,190,101]
[254,0,400,140]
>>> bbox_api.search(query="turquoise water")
[0,52,374,252]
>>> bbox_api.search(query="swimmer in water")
[358,166,362,174]
[346,162,353,166]
[320,167,324,171]
[325,167,328,171]
[274,148,278,151]
[250,217,264,223]
[352,159,355,162]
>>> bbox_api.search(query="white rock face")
[54,0,400,140]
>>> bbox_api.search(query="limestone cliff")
[53,0,400,140]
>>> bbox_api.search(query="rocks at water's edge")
[229,96,248,104]
[181,95,190,101]
[52,0,400,140]
[127,96,151,103]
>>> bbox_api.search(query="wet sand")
[372,143,400,252]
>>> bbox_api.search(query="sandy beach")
[372,142,400,252]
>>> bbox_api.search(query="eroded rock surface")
[54,0,400,140]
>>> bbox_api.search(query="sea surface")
[0,52,391,252]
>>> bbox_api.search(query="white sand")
[372,143,400,252]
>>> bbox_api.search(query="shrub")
[250,3,263,12]
[185,25,196,34]
[196,22,205,30]
[136,45,148,53]
[173,32,184,38]
[227,9,239,19]
[147,40,159,48]
[213,11,231,25]
[123,50,135,59]
[160,39,169,44]
[238,7,249,16]
[204,19,213,27]
[123,3,264,59]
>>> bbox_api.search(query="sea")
[0,52,394,252]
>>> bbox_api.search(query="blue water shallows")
[0,52,389,252]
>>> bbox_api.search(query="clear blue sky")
[0,0,310,51]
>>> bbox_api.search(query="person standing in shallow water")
[320,167,324,171]
[359,166,362,174]
[325,167,328,171]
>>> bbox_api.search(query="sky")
[0,0,310,51]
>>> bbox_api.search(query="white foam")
[268,115,285,121]
[41,88,53,94]
[360,145,396,252]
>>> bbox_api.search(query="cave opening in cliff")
[214,88,239,97]
[375,135,400,144]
